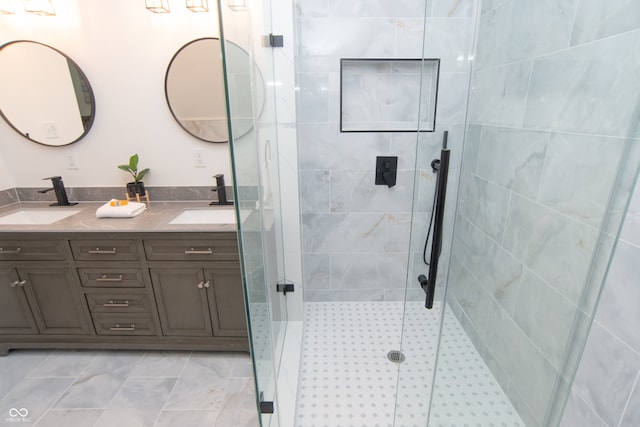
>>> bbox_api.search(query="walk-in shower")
[218,0,640,426]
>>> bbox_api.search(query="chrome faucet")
[210,174,233,205]
[39,176,77,206]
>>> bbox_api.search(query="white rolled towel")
[96,200,147,218]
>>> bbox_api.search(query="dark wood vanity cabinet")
[0,232,249,355]
[146,235,247,339]
[0,266,91,336]
[0,238,91,338]
[151,265,247,338]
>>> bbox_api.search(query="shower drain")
[387,350,406,363]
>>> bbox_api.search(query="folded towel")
[96,200,147,218]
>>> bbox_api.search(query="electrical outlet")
[65,153,79,170]
[193,150,206,168]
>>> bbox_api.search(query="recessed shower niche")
[340,58,440,132]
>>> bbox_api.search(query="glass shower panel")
[429,0,640,425]
[393,0,478,424]
[217,1,288,425]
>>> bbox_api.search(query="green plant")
[118,154,149,183]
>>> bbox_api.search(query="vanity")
[0,32,257,356]
[0,202,249,356]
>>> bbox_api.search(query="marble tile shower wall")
[448,0,640,425]
[561,176,640,427]
[294,0,477,302]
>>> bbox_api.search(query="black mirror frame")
[0,40,96,147]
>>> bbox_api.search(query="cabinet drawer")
[0,239,67,261]
[144,237,239,261]
[77,268,145,288]
[70,239,139,261]
[85,291,153,314]
[92,314,157,336]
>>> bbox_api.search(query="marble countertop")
[0,201,238,233]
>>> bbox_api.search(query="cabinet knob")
[197,282,204,289]
[203,281,211,288]
[17,280,26,287]
[9,280,19,288]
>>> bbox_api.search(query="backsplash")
[0,188,18,207]
[0,186,235,207]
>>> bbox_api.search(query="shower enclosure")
[217,0,640,425]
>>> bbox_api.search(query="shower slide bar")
[419,131,450,309]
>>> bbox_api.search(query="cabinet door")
[0,268,38,335]
[205,265,248,337]
[150,268,213,337]
[18,267,91,335]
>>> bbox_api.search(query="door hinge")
[263,33,284,48]
[259,392,275,414]
[276,282,295,295]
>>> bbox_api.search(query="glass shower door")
[217,1,288,425]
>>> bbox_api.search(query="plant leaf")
[129,154,139,171]
[136,168,150,182]
[118,165,132,172]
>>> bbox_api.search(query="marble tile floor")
[296,301,524,427]
[0,350,259,427]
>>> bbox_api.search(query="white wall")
[0,0,236,190]
[0,154,15,190]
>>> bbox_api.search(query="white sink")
[0,209,82,225]
[169,209,237,225]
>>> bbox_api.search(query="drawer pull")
[103,300,130,307]
[96,275,124,282]
[88,248,117,255]
[110,324,135,331]
[0,247,21,254]
[185,248,213,255]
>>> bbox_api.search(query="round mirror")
[164,38,262,143]
[0,41,95,146]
